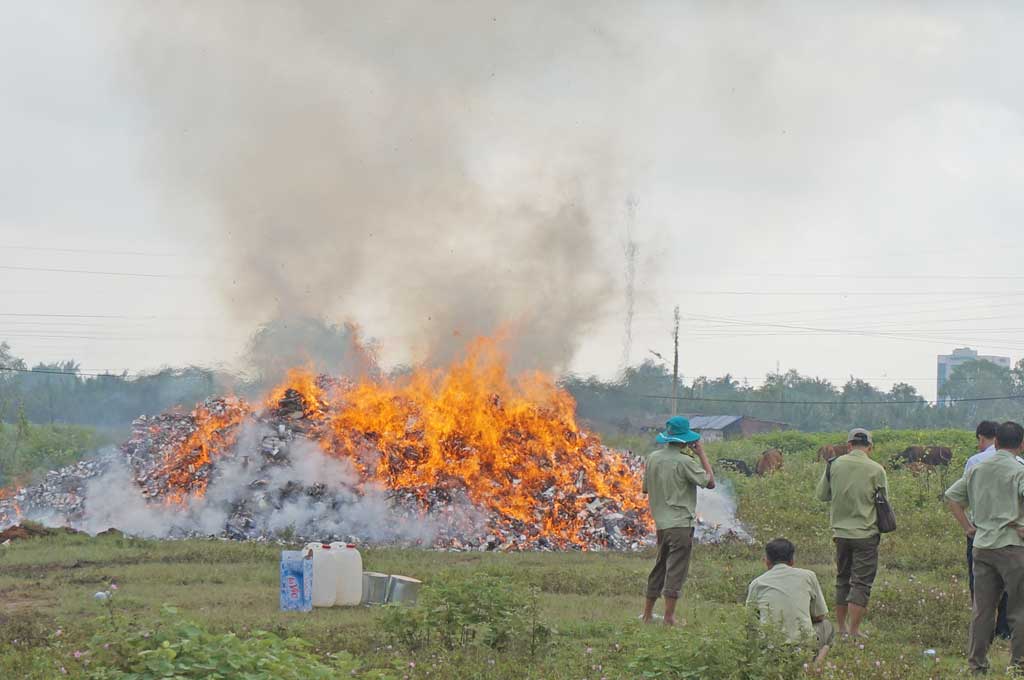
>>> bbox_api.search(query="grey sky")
[2,2,1023,400]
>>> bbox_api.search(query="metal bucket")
[361,572,390,605]
[385,575,422,605]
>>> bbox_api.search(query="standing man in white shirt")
[964,421,1010,640]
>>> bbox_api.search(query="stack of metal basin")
[360,572,422,606]
[361,572,390,604]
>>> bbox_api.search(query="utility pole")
[776,360,784,422]
[672,305,680,415]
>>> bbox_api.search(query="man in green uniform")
[815,427,887,638]
[747,537,834,665]
[945,421,1024,674]
[641,416,715,626]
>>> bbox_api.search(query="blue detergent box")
[279,550,313,612]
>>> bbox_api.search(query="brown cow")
[894,446,953,468]
[817,443,851,462]
[897,446,925,462]
[756,448,784,476]
[924,446,953,466]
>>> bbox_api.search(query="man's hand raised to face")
[692,441,716,489]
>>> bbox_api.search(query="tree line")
[0,342,224,428]
[3,336,1023,433]
[562,357,1024,433]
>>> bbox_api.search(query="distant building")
[686,415,790,442]
[937,347,1012,404]
[636,414,790,442]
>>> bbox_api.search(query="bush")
[382,573,550,654]
[78,604,390,679]
[623,610,807,680]
[0,421,112,485]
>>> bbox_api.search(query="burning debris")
[0,340,751,550]
[0,341,669,550]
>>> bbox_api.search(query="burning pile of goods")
[0,340,682,551]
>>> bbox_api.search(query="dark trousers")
[646,527,694,599]
[968,535,1011,639]
[835,535,880,607]
[968,545,1024,672]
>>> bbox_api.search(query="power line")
[0,315,214,323]
[664,289,1024,297]
[711,273,1024,280]
[0,265,189,279]
[0,364,137,378]
[0,364,218,379]
[0,245,183,257]
[680,313,1024,352]
[638,392,1024,407]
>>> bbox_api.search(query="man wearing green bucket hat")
[641,416,716,626]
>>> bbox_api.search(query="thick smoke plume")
[116,1,625,373]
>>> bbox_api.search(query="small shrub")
[624,610,807,679]
[0,646,58,679]
[0,610,52,649]
[79,604,390,679]
[382,573,550,654]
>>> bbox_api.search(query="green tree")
[940,359,1018,422]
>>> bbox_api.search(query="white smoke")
[694,479,751,543]
[77,424,445,543]
[80,456,185,537]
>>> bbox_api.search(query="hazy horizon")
[4,2,1024,402]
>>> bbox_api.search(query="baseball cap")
[847,428,873,445]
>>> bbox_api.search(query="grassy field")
[0,428,1011,678]
[0,422,114,488]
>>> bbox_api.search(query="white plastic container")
[303,543,338,608]
[329,542,363,606]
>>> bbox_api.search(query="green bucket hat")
[656,416,701,444]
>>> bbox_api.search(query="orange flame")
[321,337,645,546]
[151,397,251,504]
[265,367,328,420]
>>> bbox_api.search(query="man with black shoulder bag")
[816,427,889,639]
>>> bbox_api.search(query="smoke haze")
[5,3,1024,393]
[115,1,628,373]
[695,481,752,544]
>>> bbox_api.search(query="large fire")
[1,336,651,549]
[322,339,645,545]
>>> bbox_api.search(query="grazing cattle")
[895,446,926,466]
[924,446,953,466]
[756,448,784,476]
[817,443,850,462]
[718,458,753,477]
[894,445,953,468]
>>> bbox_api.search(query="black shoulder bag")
[875,488,897,534]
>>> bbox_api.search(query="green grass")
[0,422,113,486]
[0,428,1012,678]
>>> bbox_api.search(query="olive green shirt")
[642,447,710,530]
[746,564,828,643]
[815,450,888,539]
[945,450,1024,550]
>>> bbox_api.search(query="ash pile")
[0,388,654,551]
